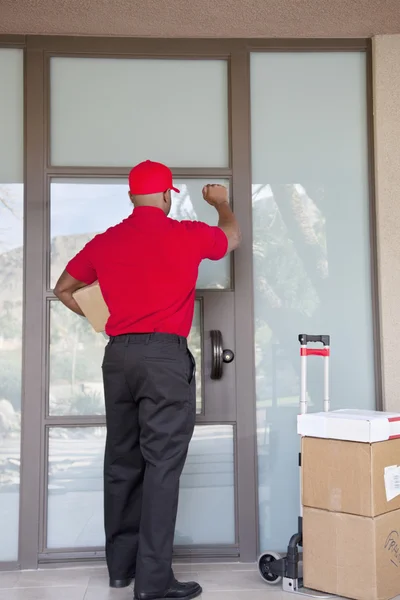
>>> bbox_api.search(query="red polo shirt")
[66,207,228,337]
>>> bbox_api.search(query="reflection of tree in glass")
[0,300,20,340]
[71,389,104,416]
[0,185,23,491]
[0,185,23,416]
[253,184,327,401]
[0,194,14,249]
[254,184,330,550]
[51,233,93,289]
[49,303,107,416]
[170,186,198,222]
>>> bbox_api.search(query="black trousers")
[102,333,196,595]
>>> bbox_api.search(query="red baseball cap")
[128,160,180,195]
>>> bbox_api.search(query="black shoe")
[135,579,202,600]
[109,577,134,588]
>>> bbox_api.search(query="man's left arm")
[54,243,97,315]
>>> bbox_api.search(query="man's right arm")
[54,241,97,315]
[203,184,241,253]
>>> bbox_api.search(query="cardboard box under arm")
[73,281,109,333]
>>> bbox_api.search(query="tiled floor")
[0,563,290,600]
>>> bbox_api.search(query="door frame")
[20,35,260,569]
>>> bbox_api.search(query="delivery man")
[54,160,241,600]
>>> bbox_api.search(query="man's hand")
[202,184,229,207]
[202,184,241,253]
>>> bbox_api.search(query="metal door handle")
[210,330,235,380]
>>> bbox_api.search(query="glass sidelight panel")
[49,301,203,416]
[50,178,231,290]
[251,53,374,552]
[47,427,106,549]
[0,48,24,562]
[50,57,228,168]
[47,425,235,548]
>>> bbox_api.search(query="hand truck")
[258,334,333,598]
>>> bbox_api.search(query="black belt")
[109,332,187,347]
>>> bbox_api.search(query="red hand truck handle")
[298,333,330,414]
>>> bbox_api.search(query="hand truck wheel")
[258,551,284,585]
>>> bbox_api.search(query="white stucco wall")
[373,35,400,410]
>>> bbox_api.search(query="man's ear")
[128,192,134,204]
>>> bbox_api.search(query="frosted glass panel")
[49,301,203,416]
[0,49,23,561]
[50,57,228,168]
[251,53,374,553]
[49,302,107,416]
[47,425,235,548]
[50,178,230,289]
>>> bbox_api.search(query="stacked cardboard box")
[298,410,400,600]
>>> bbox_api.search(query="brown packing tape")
[73,281,110,333]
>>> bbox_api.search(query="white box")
[297,409,400,443]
